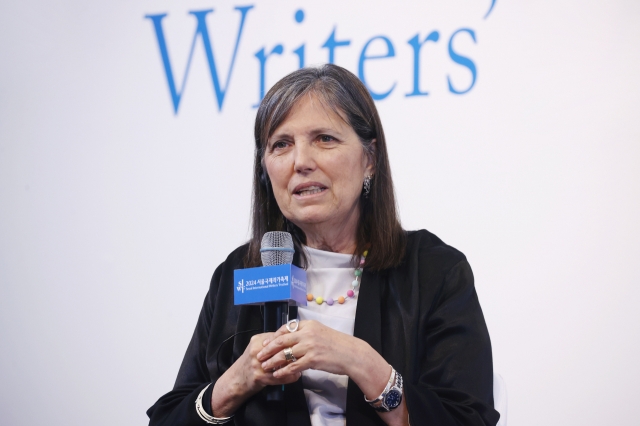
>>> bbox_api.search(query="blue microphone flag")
[234,264,307,306]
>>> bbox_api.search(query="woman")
[147,64,499,426]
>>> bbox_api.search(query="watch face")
[384,390,402,409]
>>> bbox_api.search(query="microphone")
[260,232,295,334]
[233,231,307,402]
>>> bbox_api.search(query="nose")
[293,142,316,174]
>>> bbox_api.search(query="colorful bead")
[304,251,367,307]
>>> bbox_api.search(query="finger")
[263,320,304,347]
[267,371,302,386]
[255,366,300,388]
[263,324,288,345]
[260,344,302,371]
[257,333,300,361]
[273,360,307,379]
[260,356,284,372]
[251,331,274,341]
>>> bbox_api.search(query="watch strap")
[365,366,403,412]
[364,365,394,405]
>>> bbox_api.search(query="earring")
[363,175,372,197]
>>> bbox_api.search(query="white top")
[298,246,359,426]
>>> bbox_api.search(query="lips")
[293,182,328,197]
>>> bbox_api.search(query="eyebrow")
[269,127,344,142]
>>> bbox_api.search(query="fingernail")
[257,351,263,359]
[261,362,267,369]
[262,339,269,346]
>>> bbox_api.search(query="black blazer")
[147,230,500,426]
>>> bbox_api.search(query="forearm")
[210,355,258,418]
[148,384,216,426]
[347,338,410,426]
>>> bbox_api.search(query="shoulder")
[399,230,476,314]
[208,243,250,292]
[398,230,472,293]
[223,243,251,268]
[197,243,251,322]
[404,229,467,269]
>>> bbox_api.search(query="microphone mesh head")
[261,232,294,266]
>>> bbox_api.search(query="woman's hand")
[257,320,361,378]
[257,320,410,426]
[210,332,301,418]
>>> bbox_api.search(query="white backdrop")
[1,1,639,425]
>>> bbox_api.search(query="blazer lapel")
[346,270,386,425]
[284,305,312,426]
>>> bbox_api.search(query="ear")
[364,138,376,176]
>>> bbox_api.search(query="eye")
[270,140,289,151]
[319,134,337,143]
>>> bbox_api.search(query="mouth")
[293,183,328,197]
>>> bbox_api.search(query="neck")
[297,208,360,255]
[305,232,357,254]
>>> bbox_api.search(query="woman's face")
[264,94,373,240]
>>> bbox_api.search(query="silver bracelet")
[195,383,234,424]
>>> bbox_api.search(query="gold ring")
[283,347,297,363]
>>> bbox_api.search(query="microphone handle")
[263,301,289,402]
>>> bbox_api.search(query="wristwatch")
[365,366,404,412]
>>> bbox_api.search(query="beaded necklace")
[306,250,368,306]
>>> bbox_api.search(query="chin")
[287,210,331,228]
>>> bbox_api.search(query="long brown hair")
[245,64,405,271]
